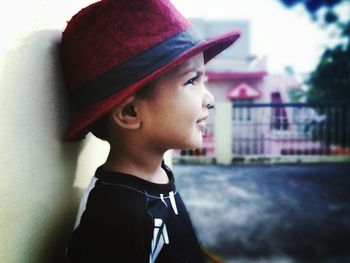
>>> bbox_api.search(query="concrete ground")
[173,163,350,263]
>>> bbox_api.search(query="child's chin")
[188,137,203,149]
[177,132,203,150]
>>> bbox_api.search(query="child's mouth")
[196,116,208,131]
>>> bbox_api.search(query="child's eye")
[185,78,196,86]
[184,75,199,86]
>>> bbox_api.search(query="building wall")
[0,2,175,262]
[191,19,250,59]
[207,81,232,102]
[0,1,108,262]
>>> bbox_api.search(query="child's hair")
[89,115,109,141]
[90,80,157,141]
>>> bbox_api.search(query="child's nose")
[202,86,215,109]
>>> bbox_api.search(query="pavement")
[173,163,350,263]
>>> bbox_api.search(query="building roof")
[227,82,261,100]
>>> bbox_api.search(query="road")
[173,163,350,263]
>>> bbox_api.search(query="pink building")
[174,19,305,160]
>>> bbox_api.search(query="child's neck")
[103,145,169,184]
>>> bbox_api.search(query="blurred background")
[0,0,349,262]
[171,0,350,262]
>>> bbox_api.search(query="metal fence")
[233,102,350,157]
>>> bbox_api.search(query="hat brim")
[64,30,240,141]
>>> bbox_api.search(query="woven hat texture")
[61,0,240,141]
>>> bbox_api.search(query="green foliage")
[279,0,343,14]
[307,44,350,103]
[280,0,350,147]
[288,86,307,102]
[279,0,350,103]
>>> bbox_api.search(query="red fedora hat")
[61,0,240,141]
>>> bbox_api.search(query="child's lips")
[196,116,208,129]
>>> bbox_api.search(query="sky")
[172,0,348,74]
[1,0,348,74]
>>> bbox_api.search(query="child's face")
[138,53,214,151]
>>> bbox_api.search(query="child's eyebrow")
[180,67,205,77]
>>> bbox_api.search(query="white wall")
[0,2,174,262]
[0,1,104,262]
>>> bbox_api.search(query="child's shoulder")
[88,180,149,218]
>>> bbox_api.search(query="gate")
[233,102,350,161]
[173,102,350,164]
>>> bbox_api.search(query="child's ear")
[111,96,141,129]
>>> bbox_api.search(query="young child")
[61,0,240,262]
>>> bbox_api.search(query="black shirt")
[66,163,205,263]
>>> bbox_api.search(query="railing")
[232,102,350,157]
[173,102,350,164]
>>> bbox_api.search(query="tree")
[279,0,350,103]
[280,0,350,148]
[307,44,350,103]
